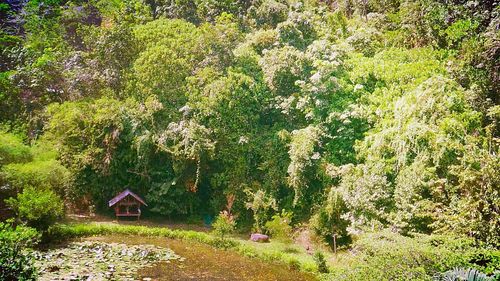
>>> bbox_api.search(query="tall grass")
[48,223,237,248]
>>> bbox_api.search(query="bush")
[6,186,64,230]
[314,251,329,273]
[1,159,71,193]
[212,211,236,239]
[265,210,293,242]
[0,221,40,280]
[0,132,32,166]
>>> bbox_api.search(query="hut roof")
[108,189,147,207]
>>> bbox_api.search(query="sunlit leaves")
[259,45,311,95]
[0,132,32,166]
[286,125,322,205]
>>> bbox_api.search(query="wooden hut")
[108,189,147,220]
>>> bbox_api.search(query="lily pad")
[35,241,181,281]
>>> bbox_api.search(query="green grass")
[48,222,236,248]
[237,239,317,272]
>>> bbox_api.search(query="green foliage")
[0,132,32,166]
[1,0,499,264]
[442,135,500,246]
[132,19,200,102]
[240,29,278,55]
[352,28,382,56]
[194,0,247,23]
[0,221,40,280]
[1,158,70,193]
[153,0,199,23]
[265,210,293,242]
[0,135,70,196]
[324,231,500,281]
[277,11,317,50]
[336,163,390,233]
[6,187,64,230]
[444,20,479,48]
[48,222,237,249]
[245,189,277,232]
[287,125,322,205]
[313,251,329,273]
[145,179,200,216]
[212,210,236,239]
[0,71,22,126]
[44,96,162,207]
[310,189,350,246]
[251,0,288,28]
[339,74,498,243]
[0,133,69,231]
[259,45,311,95]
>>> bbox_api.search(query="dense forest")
[0,0,499,279]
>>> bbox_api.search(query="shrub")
[287,258,301,270]
[212,210,236,239]
[265,210,293,242]
[47,223,240,249]
[6,186,64,230]
[1,159,71,193]
[313,251,329,273]
[0,132,32,166]
[345,27,382,56]
[0,221,40,280]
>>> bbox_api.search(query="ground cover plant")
[0,221,40,280]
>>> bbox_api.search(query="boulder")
[250,233,269,243]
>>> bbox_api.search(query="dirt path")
[295,228,315,255]
[85,235,316,281]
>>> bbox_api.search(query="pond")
[37,235,316,281]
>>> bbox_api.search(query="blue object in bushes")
[203,215,214,227]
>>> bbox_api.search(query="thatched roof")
[108,189,147,207]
